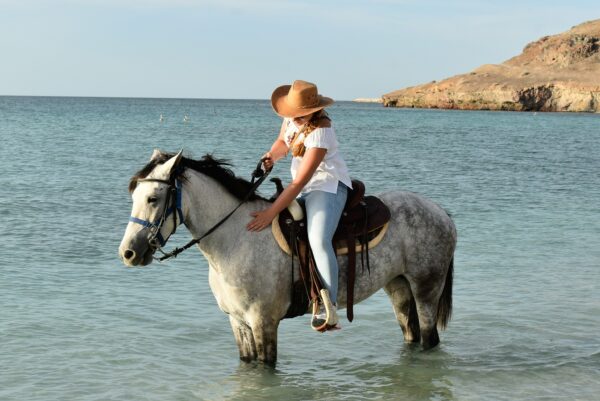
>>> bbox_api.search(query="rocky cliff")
[382,19,600,112]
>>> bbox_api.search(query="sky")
[1,0,599,100]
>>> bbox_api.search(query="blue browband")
[129,178,184,247]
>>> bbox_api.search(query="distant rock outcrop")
[382,19,600,112]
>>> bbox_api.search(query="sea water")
[0,97,599,400]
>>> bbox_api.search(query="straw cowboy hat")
[271,80,334,118]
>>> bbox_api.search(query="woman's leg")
[303,183,348,303]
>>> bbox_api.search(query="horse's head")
[119,150,184,267]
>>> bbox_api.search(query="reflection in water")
[203,363,283,401]
[208,345,455,401]
[387,346,455,401]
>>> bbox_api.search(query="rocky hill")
[382,19,600,112]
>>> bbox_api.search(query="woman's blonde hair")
[291,110,331,157]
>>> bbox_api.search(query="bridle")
[129,176,184,257]
[128,158,270,262]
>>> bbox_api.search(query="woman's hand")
[247,208,277,232]
[248,148,326,233]
[262,152,274,171]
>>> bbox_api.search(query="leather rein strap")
[156,158,271,262]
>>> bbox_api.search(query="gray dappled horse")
[119,151,457,366]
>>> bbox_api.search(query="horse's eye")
[147,196,158,204]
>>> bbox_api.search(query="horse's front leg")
[249,316,279,366]
[229,316,257,362]
[229,315,279,366]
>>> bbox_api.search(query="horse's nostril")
[124,249,135,260]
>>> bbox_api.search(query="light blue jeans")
[297,182,348,303]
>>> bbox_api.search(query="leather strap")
[346,231,356,322]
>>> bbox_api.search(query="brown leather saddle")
[271,179,391,322]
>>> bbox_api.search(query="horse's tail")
[437,256,453,330]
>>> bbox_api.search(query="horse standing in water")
[119,151,457,366]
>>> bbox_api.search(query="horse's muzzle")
[120,247,154,267]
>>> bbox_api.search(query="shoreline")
[353,97,383,103]
[382,104,600,114]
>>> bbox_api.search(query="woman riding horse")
[120,86,456,365]
[247,80,352,331]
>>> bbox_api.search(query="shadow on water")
[202,344,455,401]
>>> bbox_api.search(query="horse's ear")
[152,150,183,179]
[150,148,163,161]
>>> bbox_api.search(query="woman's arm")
[267,139,289,162]
[262,120,290,170]
[247,147,327,231]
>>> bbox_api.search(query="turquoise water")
[1,96,599,400]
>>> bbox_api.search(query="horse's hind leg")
[412,276,444,350]
[415,304,439,350]
[229,316,257,362]
[384,275,420,343]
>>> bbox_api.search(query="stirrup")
[311,289,339,332]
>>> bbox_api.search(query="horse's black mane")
[129,152,266,201]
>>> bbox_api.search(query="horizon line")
[0,94,370,102]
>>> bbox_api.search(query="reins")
[155,158,271,262]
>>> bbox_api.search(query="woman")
[246,80,353,331]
